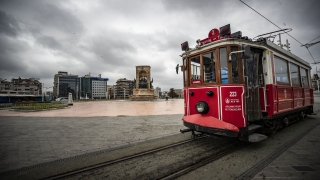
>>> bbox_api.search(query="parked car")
[55,97,68,102]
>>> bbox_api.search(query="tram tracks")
[43,135,246,180]
[43,135,208,180]
[158,141,249,180]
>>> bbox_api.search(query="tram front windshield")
[186,46,241,86]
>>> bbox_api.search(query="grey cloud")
[0,55,25,72]
[36,35,63,51]
[89,35,137,66]
[33,3,84,34]
[0,10,21,37]
[0,35,29,73]
[1,0,84,35]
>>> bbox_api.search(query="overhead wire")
[306,35,320,44]
[239,0,303,45]
[239,0,317,64]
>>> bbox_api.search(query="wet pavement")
[0,98,320,179]
[0,99,185,172]
[0,99,184,117]
[252,124,320,179]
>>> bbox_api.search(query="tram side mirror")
[176,64,179,74]
[243,45,251,59]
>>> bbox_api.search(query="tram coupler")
[180,128,192,133]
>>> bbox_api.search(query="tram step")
[248,133,268,142]
[248,124,262,131]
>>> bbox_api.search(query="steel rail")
[43,135,208,180]
[158,141,249,180]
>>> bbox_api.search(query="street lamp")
[123,88,125,99]
[113,85,116,100]
[42,83,44,101]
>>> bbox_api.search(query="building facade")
[0,77,42,95]
[53,71,80,99]
[115,78,134,99]
[81,75,92,99]
[155,87,162,98]
[92,77,108,99]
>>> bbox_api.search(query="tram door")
[244,49,263,122]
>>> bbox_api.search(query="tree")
[168,88,178,98]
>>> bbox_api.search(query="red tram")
[178,24,314,142]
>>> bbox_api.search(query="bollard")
[68,93,73,106]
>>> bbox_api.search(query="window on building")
[290,63,300,86]
[300,67,309,87]
[275,57,289,84]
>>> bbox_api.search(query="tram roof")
[181,38,311,69]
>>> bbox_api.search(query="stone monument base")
[130,89,156,101]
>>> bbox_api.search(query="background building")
[115,78,134,99]
[0,77,42,95]
[92,75,109,99]
[106,85,113,99]
[80,74,109,99]
[53,71,80,99]
[175,89,184,98]
[81,74,92,99]
[0,77,42,103]
[155,87,162,98]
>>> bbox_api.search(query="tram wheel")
[299,112,305,120]
[281,117,289,127]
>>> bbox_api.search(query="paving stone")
[253,124,320,179]
[0,114,185,173]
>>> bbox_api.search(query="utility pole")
[42,83,44,101]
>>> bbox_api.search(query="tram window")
[274,57,289,84]
[231,46,239,83]
[190,56,201,84]
[203,52,216,83]
[290,63,300,86]
[220,48,228,83]
[300,67,309,87]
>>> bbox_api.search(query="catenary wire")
[239,0,317,64]
[239,0,303,45]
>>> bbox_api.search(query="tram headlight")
[196,101,209,114]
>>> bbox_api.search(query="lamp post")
[42,83,44,101]
[123,88,125,99]
[113,85,115,100]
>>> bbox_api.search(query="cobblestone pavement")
[252,124,320,179]
[1,98,320,179]
[0,115,185,173]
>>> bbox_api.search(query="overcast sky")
[1,0,319,91]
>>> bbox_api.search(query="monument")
[130,65,156,101]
